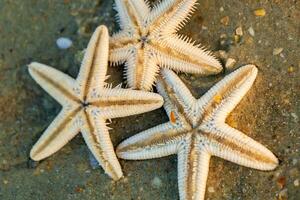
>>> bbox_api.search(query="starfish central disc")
[82,101,91,108]
[139,35,150,46]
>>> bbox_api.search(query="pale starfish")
[117,65,278,199]
[28,25,163,180]
[109,0,222,91]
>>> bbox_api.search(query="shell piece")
[56,37,73,49]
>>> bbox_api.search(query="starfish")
[28,25,163,181]
[117,65,278,199]
[109,0,222,91]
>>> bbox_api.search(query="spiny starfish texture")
[109,0,222,91]
[28,25,163,180]
[117,65,278,199]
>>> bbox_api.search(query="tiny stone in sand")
[273,48,283,55]
[225,58,237,69]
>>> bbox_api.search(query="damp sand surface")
[0,0,299,199]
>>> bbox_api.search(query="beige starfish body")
[117,65,278,199]
[28,25,163,180]
[110,0,222,91]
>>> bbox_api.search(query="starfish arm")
[148,0,197,34]
[157,69,196,122]
[80,110,123,180]
[134,45,160,91]
[110,31,136,51]
[30,106,81,161]
[123,49,138,89]
[154,34,222,74]
[89,88,163,119]
[196,65,258,122]
[138,53,160,91]
[127,0,150,23]
[114,0,134,31]
[110,31,134,43]
[177,140,211,200]
[77,26,109,98]
[114,0,149,32]
[115,0,149,34]
[28,62,79,106]
[117,122,184,159]
[199,124,278,170]
[109,44,134,66]
[110,44,159,91]
[146,0,175,24]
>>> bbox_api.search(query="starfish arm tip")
[116,147,125,158]
[28,61,39,69]
[242,64,258,75]
[29,147,44,162]
[27,62,43,75]
[116,144,138,160]
[108,168,124,181]
[264,153,279,171]
[95,25,109,39]
[116,138,133,158]
[214,61,223,72]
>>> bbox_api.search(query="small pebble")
[245,36,254,45]
[254,8,266,16]
[218,50,228,59]
[208,186,215,193]
[294,179,299,187]
[56,37,73,49]
[273,48,283,55]
[151,176,163,188]
[289,168,299,177]
[75,186,84,193]
[277,176,286,189]
[0,159,10,171]
[220,16,229,26]
[278,188,288,199]
[292,158,298,165]
[139,187,144,192]
[122,177,129,183]
[248,27,255,36]
[291,113,298,122]
[235,27,243,36]
[287,66,294,73]
[234,35,241,43]
[202,26,208,30]
[220,33,227,39]
[225,58,237,69]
